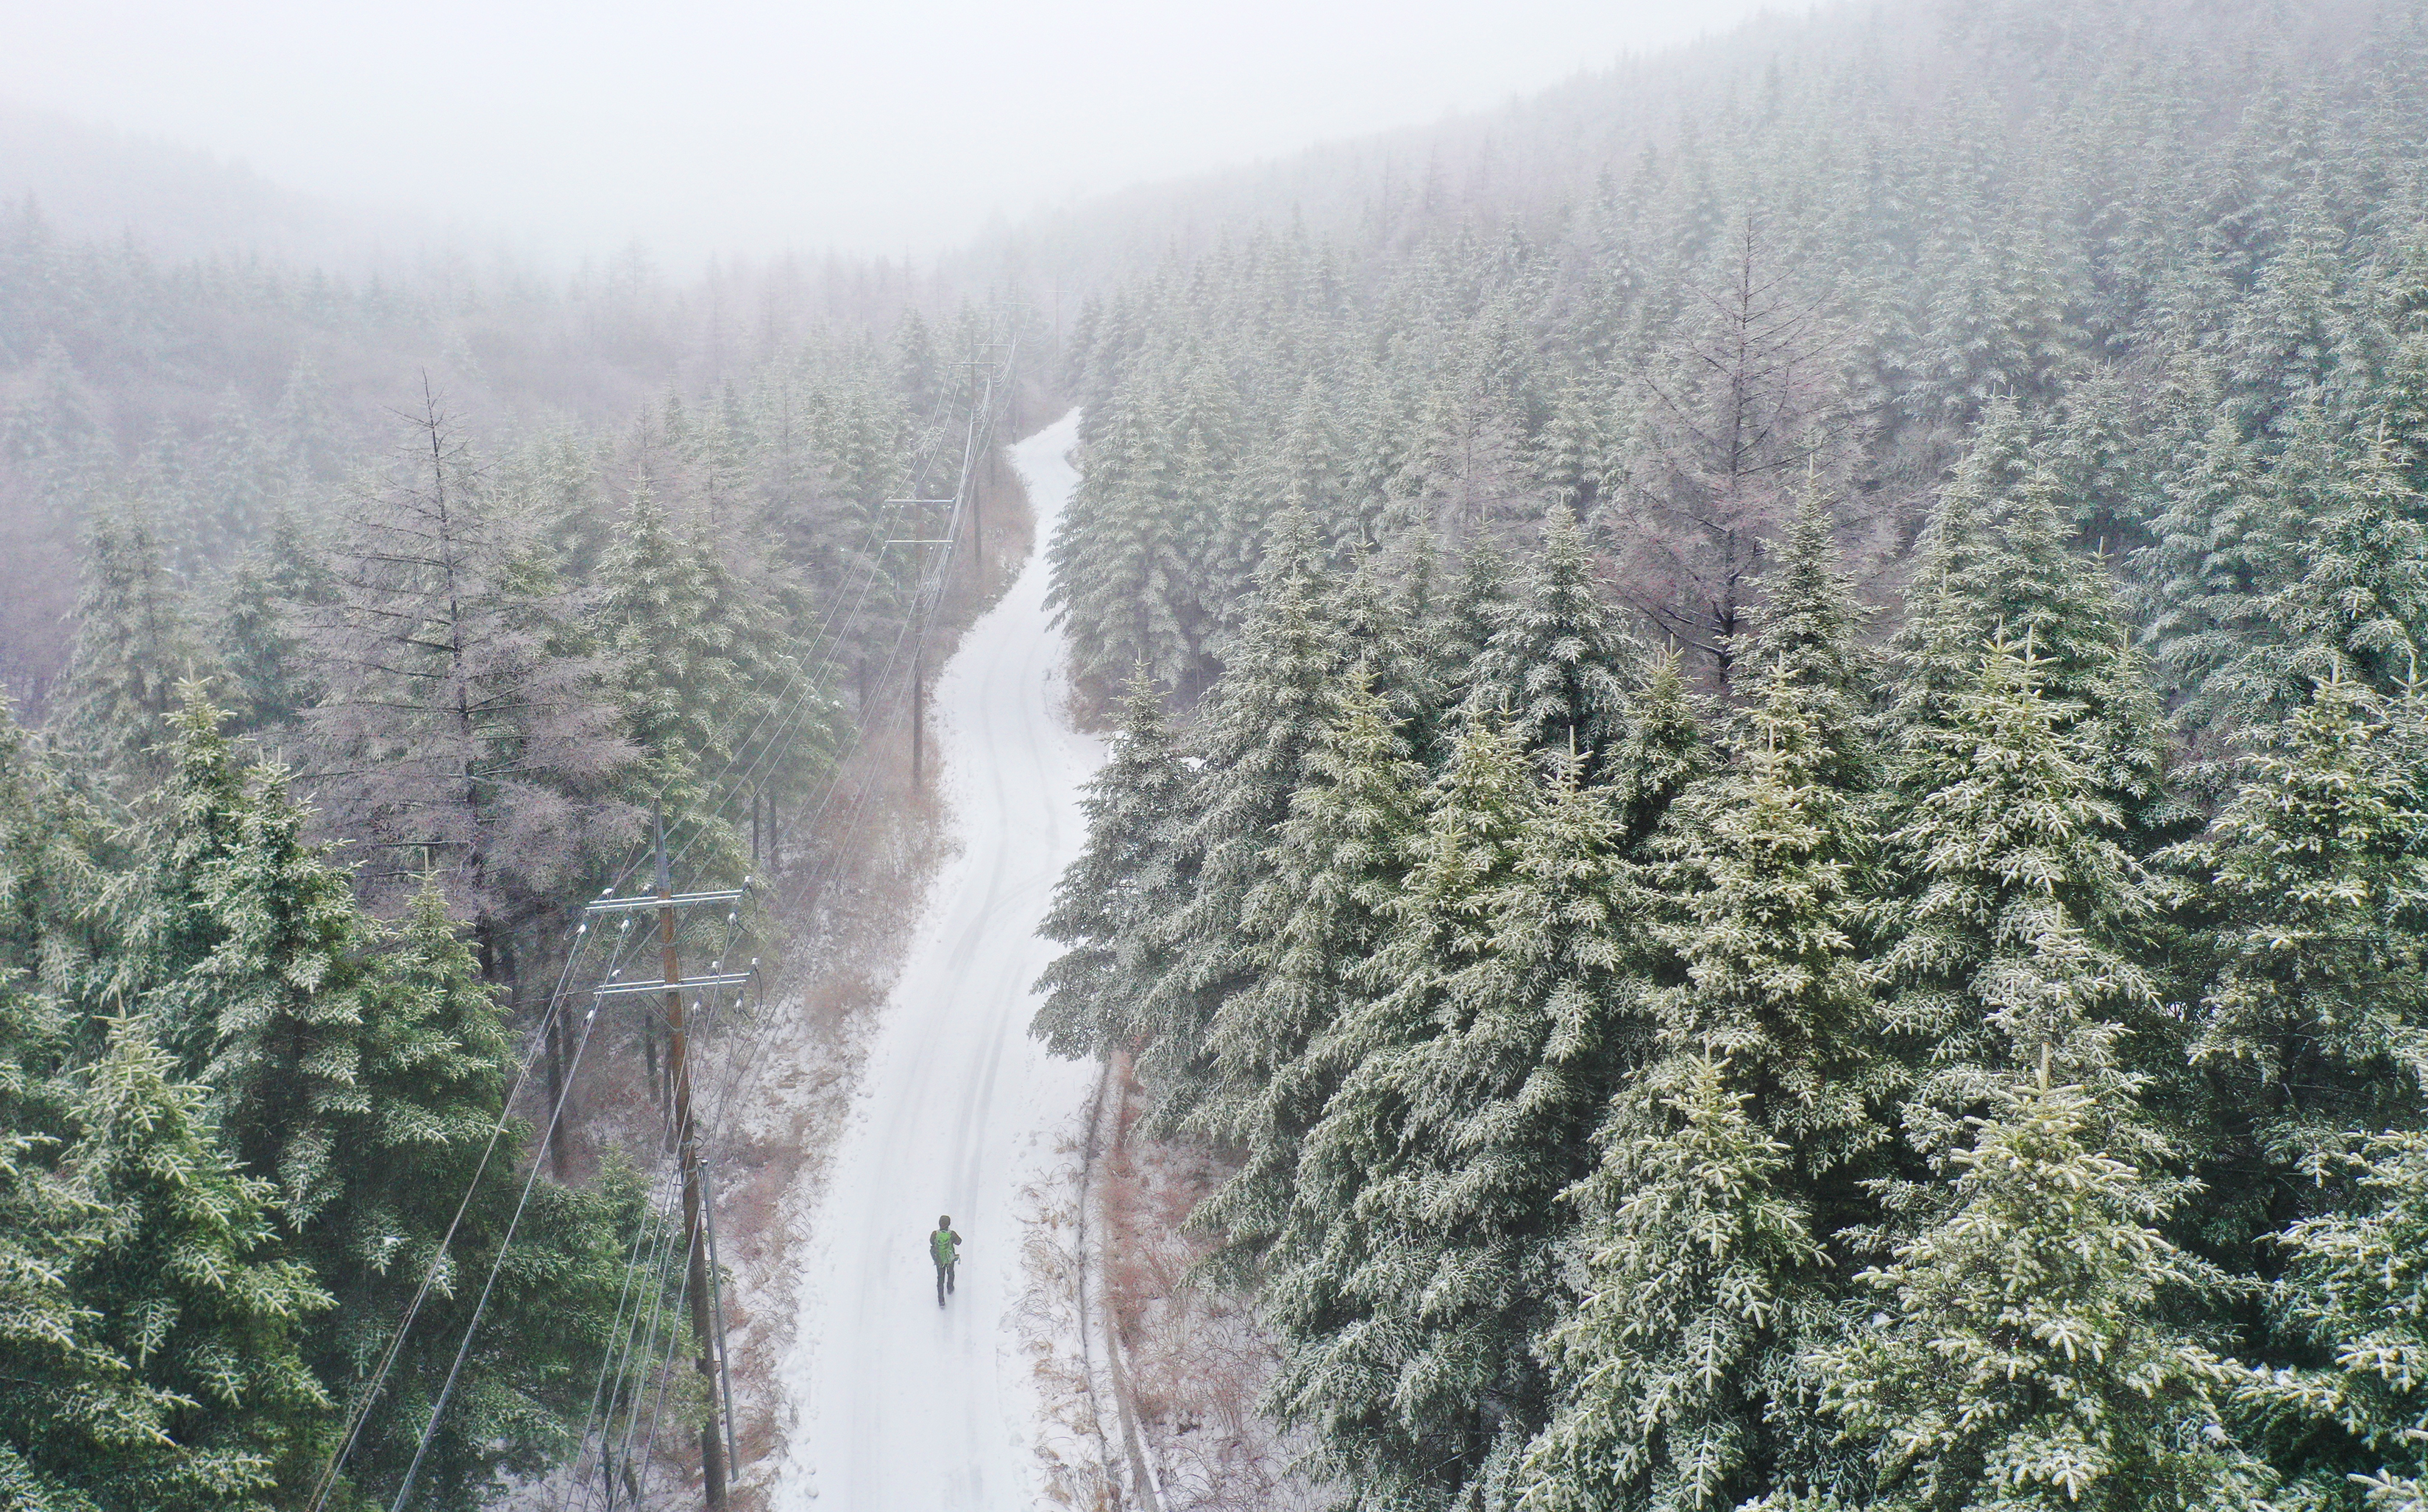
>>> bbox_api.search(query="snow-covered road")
[774,411,1104,1509]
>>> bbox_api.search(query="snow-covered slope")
[774,411,1104,1508]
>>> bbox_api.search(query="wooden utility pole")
[584,862,754,1508]
[911,647,924,787]
[656,813,727,1509]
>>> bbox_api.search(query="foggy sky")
[1,0,1781,269]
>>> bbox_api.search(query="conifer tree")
[55,505,206,780]
[1034,669,1192,1059]
[1811,637,2253,1509]
[212,512,333,736]
[1602,648,1711,848]
[1465,504,1642,778]
[65,1021,333,1512]
[1663,489,1890,1156]
[1046,387,1201,690]
[117,692,367,1227]
[1876,635,2155,1144]
[1522,1057,1828,1512]
[2169,671,2428,1236]
[0,721,176,1512]
[1521,494,1886,1511]
[1271,714,1631,1508]
[2257,1129,2428,1506]
[594,475,841,836]
[1133,507,1344,1127]
[1805,1049,2265,1512]
[1421,540,1514,763]
[1891,403,2176,842]
[313,885,647,1511]
[1193,667,1421,1268]
[1330,528,1446,758]
[302,398,633,966]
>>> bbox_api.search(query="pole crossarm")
[585,887,748,914]
[593,971,755,1000]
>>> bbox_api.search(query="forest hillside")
[1032,1,2428,1509]
[0,135,1043,1505]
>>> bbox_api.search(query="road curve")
[774,411,1104,1509]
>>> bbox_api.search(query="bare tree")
[299,382,637,990]
[1598,217,1843,684]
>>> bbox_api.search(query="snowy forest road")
[773,411,1104,1510]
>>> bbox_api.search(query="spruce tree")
[303,399,632,965]
[117,692,368,1226]
[1465,504,1642,779]
[2168,670,2428,1241]
[1045,386,1200,690]
[1521,493,1886,1511]
[594,475,841,841]
[1271,714,1631,1508]
[0,725,174,1512]
[315,885,647,1511]
[1033,669,1193,1060]
[1134,506,1344,1129]
[1602,648,1711,848]
[2257,1129,2428,1507]
[54,505,206,781]
[212,512,333,737]
[1193,667,1421,1270]
[1876,634,2155,1144]
[1522,1057,1828,1512]
[1805,1051,2265,1512]
[1891,403,2177,844]
[66,1021,333,1512]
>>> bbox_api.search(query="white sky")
[0,0,1779,267]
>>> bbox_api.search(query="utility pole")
[657,812,725,1510]
[585,864,755,1510]
[911,646,924,787]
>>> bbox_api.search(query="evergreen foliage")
[54,505,205,779]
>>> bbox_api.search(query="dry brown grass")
[1097,1066,1324,1512]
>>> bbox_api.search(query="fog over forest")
[9,4,2428,1511]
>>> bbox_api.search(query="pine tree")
[1134,507,1344,1129]
[1270,714,1633,1508]
[54,505,206,780]
[1465,504,1642,778]
[1033,669,1193,1059]
[1193,667,1421,1269]
[1522,1057,1828,1512]
[65,1021,333,1512]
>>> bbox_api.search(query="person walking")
[931,1215,962,1308]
